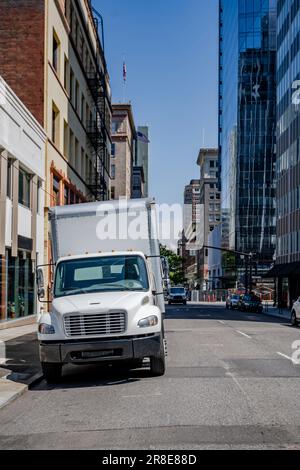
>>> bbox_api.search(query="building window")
[63,121,69,158]
[75,139,79,170]
[111,143,115,157]
[81,95,85,122]
[52,103,60,147]
[52,31,60,74]
[69,129,74,166]
[81,148,85,177]
[111,164,116,180]
[18,168,31,208]
[112,120,123,134]
[52,175,60,206]
[37,180,42,214]
[111,187,115,200]
[85,155,89,181]
[7,159,12,199]
[210,161,215,168]
[64,56,69,90]
[64,186,69,205]
[70,2,74,32]
[75,81,79,112]
[69,68,74,102]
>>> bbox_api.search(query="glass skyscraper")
[219,0,277,277]
[268,0,300,307]
[277,0,300,265]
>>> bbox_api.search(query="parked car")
[291,298,300,326]
[226,294,241,310]
[167,287,187,305]
[238,294,263,313]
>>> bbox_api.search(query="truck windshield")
[54,255,149,298]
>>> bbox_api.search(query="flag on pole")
[123,62,127,83]
[137,131,150,144]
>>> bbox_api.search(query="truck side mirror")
[36,268,44,290]
[38,288,45,300]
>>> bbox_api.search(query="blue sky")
[94,0,219,205]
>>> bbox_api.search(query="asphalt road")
[1,303,300,450]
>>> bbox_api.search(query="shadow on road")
[165,303,292,326]
[0,333,41,385]
[33,362,154,391]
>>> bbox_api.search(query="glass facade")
[0,250,35,322]
[276,0,300,264]
[219,0,277,273]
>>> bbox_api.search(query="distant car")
[238,294,263,313]
[226,294,241,310]
[291,298,300,326]
[167,287,187,305]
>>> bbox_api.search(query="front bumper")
[40,333,162,364]
[168,298,186,303]
[243,304,262,311]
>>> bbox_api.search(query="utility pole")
[203,245,255,293]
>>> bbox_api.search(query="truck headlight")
[138,315,159,328]
[38,323,55,335]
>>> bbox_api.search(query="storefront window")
[5,250,35,321]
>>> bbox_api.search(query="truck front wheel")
[41,362,62,384]
[150,338,166,377]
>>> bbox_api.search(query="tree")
[160,244,185,286]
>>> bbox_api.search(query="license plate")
[82,350,114,359]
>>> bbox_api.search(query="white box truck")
[37,199,167,383]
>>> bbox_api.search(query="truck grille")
[63,312,126,338]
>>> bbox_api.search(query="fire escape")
[86,6,111,201]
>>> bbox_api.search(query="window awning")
[264,262,300,278]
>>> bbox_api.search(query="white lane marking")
[218,320,226,325]
[236,330,252,339]
[122,393,162,399]
[277,352,293,362]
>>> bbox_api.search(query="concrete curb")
[0,371,43,411]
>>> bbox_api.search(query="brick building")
[0,0,112,279]
[110,104,136,200]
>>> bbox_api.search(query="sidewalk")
[261,305,291,321]
[0,323,42,410]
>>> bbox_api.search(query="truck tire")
[150,337,166,377]
[42,362,62,384]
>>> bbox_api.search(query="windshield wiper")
[97,284,143,291]
[60,288,90,296]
